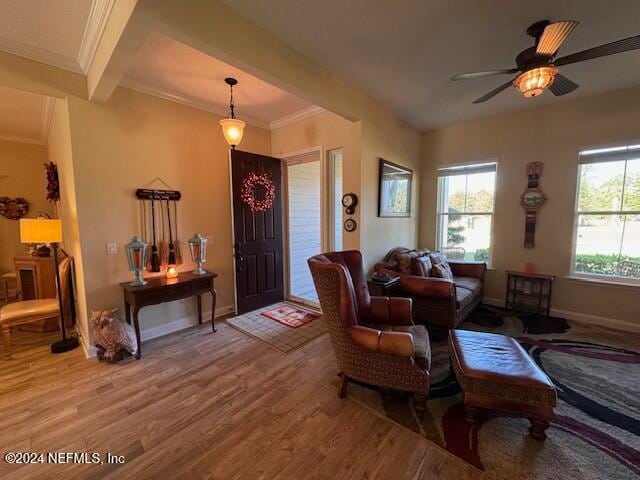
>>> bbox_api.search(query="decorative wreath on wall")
[44,162,60,202]
[0,197,29,220]
[240,172,275,213]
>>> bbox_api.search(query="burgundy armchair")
[308,250,431,415]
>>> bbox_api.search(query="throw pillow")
[431,262,454,280]
[396,251,420,273]
[429,252,448,265]
[411,255,432,277]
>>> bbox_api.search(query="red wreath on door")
[240,172,275,212]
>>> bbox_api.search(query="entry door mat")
[227,302,326,353]
[261,304,320,328]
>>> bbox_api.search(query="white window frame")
[435,161,497,267]
[570,143,640,285]
[327,148,343,251]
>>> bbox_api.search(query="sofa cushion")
[455,287,475,310]
[369,323,430,369]
[454,276,482,294]
[432,262,454,280]
[411,256,432,277]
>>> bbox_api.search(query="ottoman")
[448,329,557,440]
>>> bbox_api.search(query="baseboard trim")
[81,305,236,358]
[77,327,98,358]
[483,297,640,333]
[140,305,235,341]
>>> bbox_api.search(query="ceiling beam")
[144,0,363,123]
[86,0,153,102]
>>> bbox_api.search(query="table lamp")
[19,218,79,354]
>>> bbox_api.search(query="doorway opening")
[283,148,322,305]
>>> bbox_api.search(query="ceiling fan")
[451,20,640,104]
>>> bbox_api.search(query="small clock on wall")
[344,218,357,233]
[342,193,358,232]
[341,193,358,215]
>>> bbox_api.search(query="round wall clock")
[344,218,357,232]
[342,193,358,215]
[521,190,547,209]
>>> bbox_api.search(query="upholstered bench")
[448,329,557,440]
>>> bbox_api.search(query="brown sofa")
[375,247,486,331]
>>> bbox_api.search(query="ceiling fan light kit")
[452,19,640,103]
[514,66,558,97]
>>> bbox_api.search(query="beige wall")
[270,111,362,251]
[420,85,640,328]
[0,139,52,272]
[361,113,421,268]
[64,86,271,338]
[47,98,91,343]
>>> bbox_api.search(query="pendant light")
[219,77,246,149]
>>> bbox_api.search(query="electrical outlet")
[106,242,117,255]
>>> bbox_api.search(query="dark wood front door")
[231,150,284,314]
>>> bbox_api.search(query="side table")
[505,271,555,317]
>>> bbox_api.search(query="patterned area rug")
[261,304,320,328]
[332,306,640,480]
[227,302,326,353]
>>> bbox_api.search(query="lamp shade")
[219,118,245,148]
[19,218,63,244]
[514,66,558,98]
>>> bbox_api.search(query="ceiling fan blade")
[556,34,640,66]
[536,20,579,56]
[451,69,518,81]
[549,74,579,96]
[472,79,514,104]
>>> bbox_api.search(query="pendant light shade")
[219,118,245,147]
[220,77,245,148]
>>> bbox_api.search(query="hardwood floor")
[0,321,486,480]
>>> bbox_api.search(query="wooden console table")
[120,271,217,359]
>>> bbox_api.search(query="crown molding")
[0,133,45,145]
[77,0,115,73]
[270,105,326,130]
[0,35,82,73]
[40,96,55,144]
[119,78,272,129]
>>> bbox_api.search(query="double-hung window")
[436,162,497,264]
[572,144,640,283]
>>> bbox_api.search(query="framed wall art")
[378,159,412,217]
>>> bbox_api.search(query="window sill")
[565,275,640,290]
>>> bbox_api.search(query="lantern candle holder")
[188,233,207,275]
[124,236,148,286]
[166,264,178,279]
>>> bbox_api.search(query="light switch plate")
[106,242,117,255]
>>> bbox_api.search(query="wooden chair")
[0,273,18,305]
[0,257,72,359]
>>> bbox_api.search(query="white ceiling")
[222,0,640,129]
[0,1,315,128]
[122,32,316,128]
[0,85,52,145]
[0,0,110,72]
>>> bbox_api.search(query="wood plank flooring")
[0,321,486,480]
